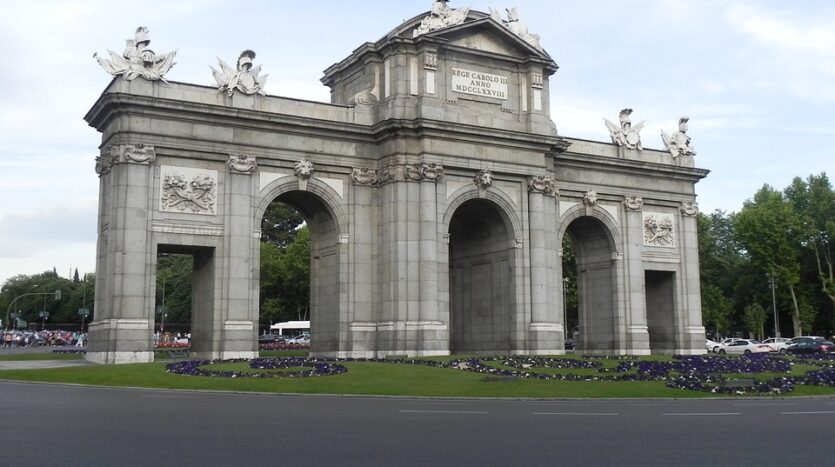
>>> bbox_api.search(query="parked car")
[716,338,774,355]
[706,338,719,352]
[788,336,824,345]
[258,334,277,344]
[713,338,741,353]
[785,338,835,355]
[761,337,792,354]
[287,333,310,345]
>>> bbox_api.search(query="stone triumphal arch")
[86,5,708,363]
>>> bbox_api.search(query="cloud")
[725,4,835,100]
[727,4,835,53]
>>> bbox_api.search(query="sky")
[0,0,833,285]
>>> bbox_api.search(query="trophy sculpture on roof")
[661,117,697,158]
[94,26,177,82]
[605,108,645,151]
[413,0,470,37]
[211,50,269,97]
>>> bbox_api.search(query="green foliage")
[260,224,311,325]
[702,285,734,335]
[742,303,767,339]
[734,184,806,335]
[561,237,578,332]
[784,173,835,328]
[1,271,94,328]
[156,255,193,325]
[260,202,305,248]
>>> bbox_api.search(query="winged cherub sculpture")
[211,50,268,97]
[605,108,645,151]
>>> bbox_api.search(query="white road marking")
[781,411,835,415]
[533,412,618,416]
[399,410,488,414]
[662,413,740,416]
[733,402,797,406]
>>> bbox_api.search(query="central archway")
[448,198,516,353]
[257,189,341,354]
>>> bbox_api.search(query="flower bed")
[164,353,835,394]
[258,342,310,351]
[167,357,346,378]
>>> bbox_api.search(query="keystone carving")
[582,190,598,207]
[294,158,314,179]
[473,168,493,189]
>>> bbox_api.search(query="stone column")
[86,144,156,364]
[677,202,706,354]
[527,176,562,354]
[623,196,650,355]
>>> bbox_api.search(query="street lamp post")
[4,290,61,331]
[78,308,89,332]
[768,271,780,338]
[157,273,167,333]
[563,277,569,339]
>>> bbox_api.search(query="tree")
[259,225,311,326]
[702,285,734,337]
[156,255,193,326]
[743,303,767,340]
[698,210,748,335]
[784,173,835,328]
[735,185,806,336]
[261,202,305,248]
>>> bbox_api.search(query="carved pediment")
[447,30,522,56]
[423,18,553,63]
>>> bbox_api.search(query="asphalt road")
[1,382,834,466]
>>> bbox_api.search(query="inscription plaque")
[451,68,508,100]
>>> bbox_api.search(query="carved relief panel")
[643,212,675,248]
[159,166,218,215]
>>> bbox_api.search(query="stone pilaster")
[527,176,563,353]
[677,202,706,354]
[86,144,156,364]
[204,157,257,360]
[623,195,650,354]
[348,168,379,357]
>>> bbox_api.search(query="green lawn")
[0,352,84,361]
[0,353,833,398]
